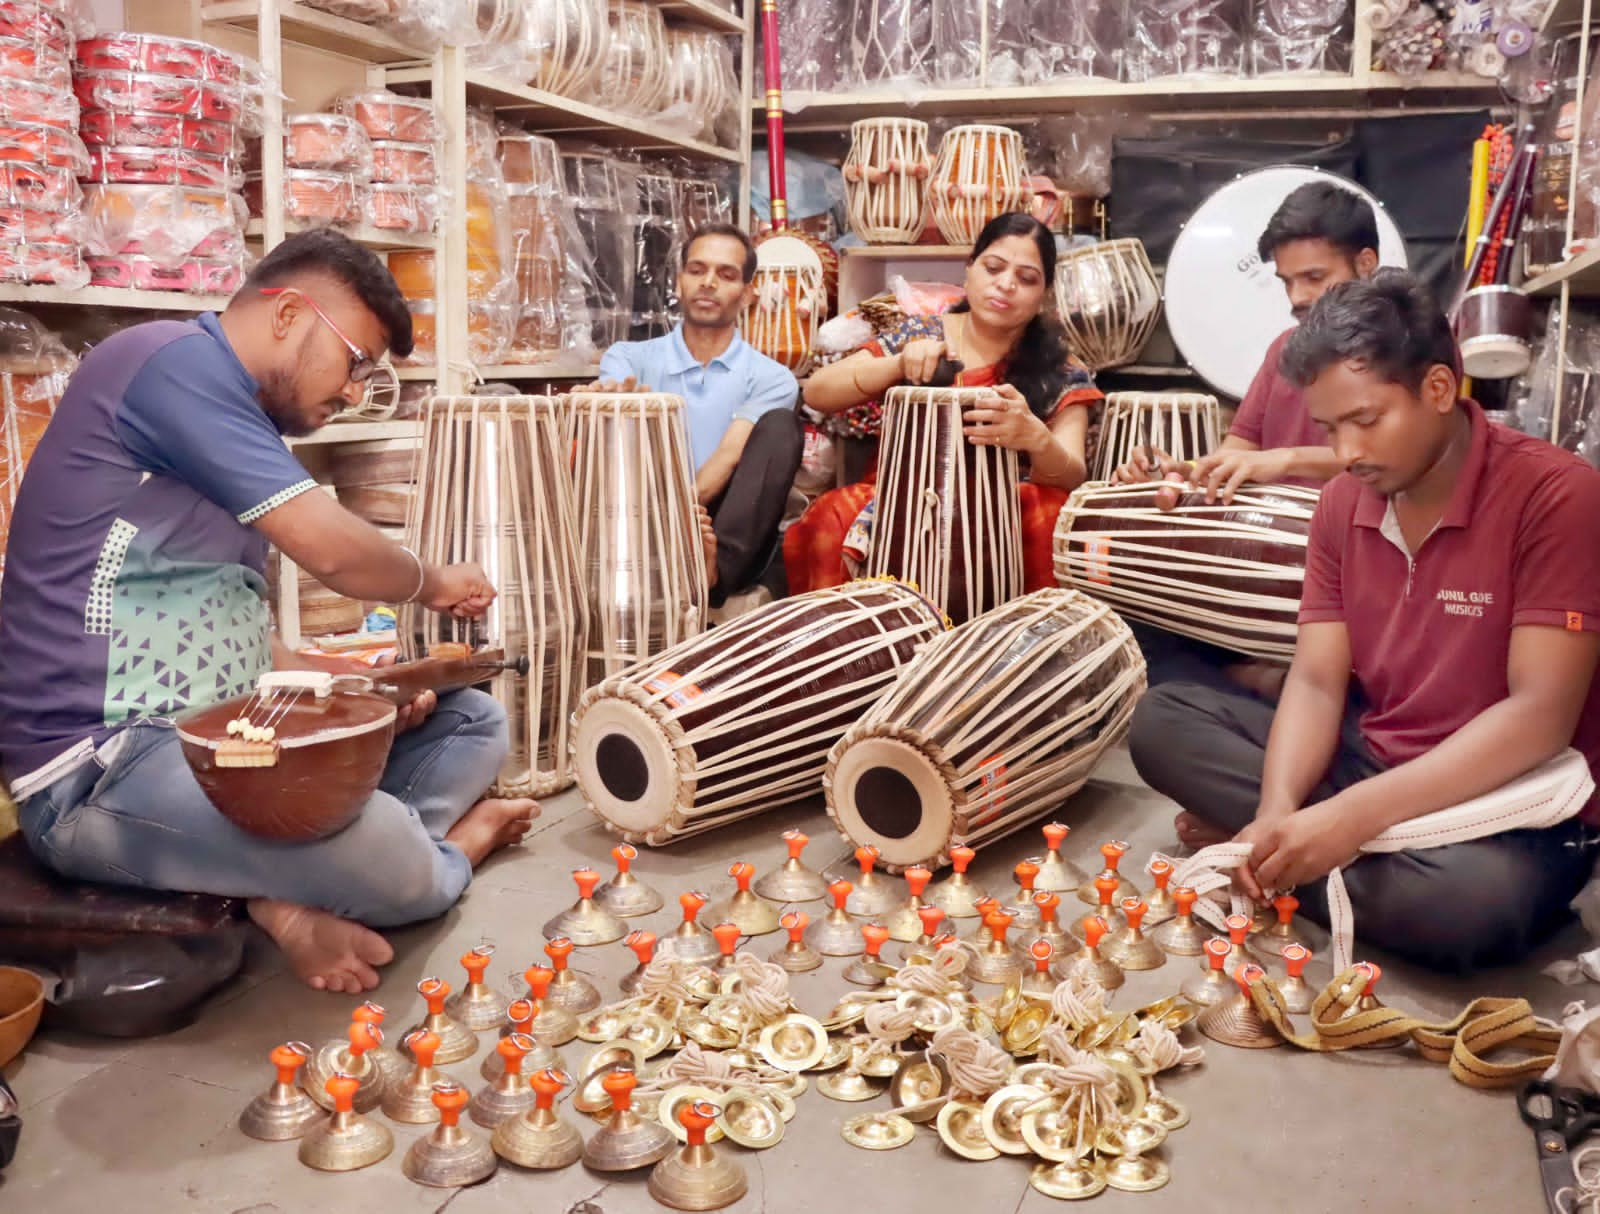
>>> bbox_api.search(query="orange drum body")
[742,261,824,375]
[826,589,1145,869]
[928,124,1027,247]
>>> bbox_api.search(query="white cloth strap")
[1155,748,1595,972]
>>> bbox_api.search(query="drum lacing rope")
[725,954,791,1024]
[1155,747,1594,973]
[1129,1018,1203,1073]
[1050,972,1109,1031]
[889,947,969,997]
[927,1025,1012,1100]
[637,957,716,1007]
[1555,1144,1600,1214]
[862,1001,921,1044]
[636,1040,789,1095]
[1032,1033,1122,1159]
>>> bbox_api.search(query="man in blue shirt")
[0,230,537,996]
[594,223,802,605]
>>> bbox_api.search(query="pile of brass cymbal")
[236,825,1343,1206]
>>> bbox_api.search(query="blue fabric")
[18,689,507,926]
[599,326,798,472]
[0,314,316,790]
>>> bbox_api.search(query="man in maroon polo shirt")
[1130,270,1600,973]
[1112,181,1380,694]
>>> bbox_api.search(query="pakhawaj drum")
[826,589,1145,870]
[569,392,708,687]
[1091,392,1222,482]
[1052,481,1318,662]
[865,386,1024,625]
[402,395,588,797]
[572,580,948,845]
[743,258,824,375]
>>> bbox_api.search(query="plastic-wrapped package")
[79,110,235,155]
[756,0,847,93]
[0,120,86,173]
[1368,1,1446,76]
[301,0,399,20]
[0,307,74,574]
[334,89,440,142]
[76,32,241,80]
[1251,0,1349,73]
[83,145,237,190]
[850,0,935,86]
[663,30,737,144]
[370,139,436,184]
[246,169,364,227]
[0,76,75,127]
[82,183,245,264]
[0,34,70,89]
[1533,32,1600,270]
[0,0,70,45]
[369,181,436,234]
[1513,301,1597,457]
[631,170,680,339]
[562,148,639,350]
[932,0,1122,85]
[524,0,611,97]
[677,174,732,230]
[599,1,670,116]
[285,112,372,173]
[1124,0,1249,79]
[498,130,565,362]
[749,143,847,235]
[85,253,241,293]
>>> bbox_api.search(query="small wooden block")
[214,739,281,769]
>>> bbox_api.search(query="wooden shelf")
[201,1,428,63]
[0,283,232,311]
[1541,0,1592,30]
[654,0,745,33]
[477,363,602,380]
[247,219,436,252]
[385,67,743,163]
[761,71,1498,127]
[1525,246,1600,296]
[289,418,422,446]
[394,364,438,381]
[842,245,969,259]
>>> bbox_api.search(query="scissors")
[1518,1079,1600,1212]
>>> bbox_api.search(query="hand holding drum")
[962,385,1047,453]
[897,338,951,385]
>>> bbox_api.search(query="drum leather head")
[573,698,683,837]
[1164,166,1406,399]
[828,734,955,869]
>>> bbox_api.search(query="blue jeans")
[19,689,509,928]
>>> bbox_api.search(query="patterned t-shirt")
[0,312,318,799]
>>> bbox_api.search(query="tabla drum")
[569,392,707,688]
[599,0,671,115]
[1053,239,1162,372]
[843,118,931,245]
[825,589,1145,870]
[1052,481,1318,662]
[866,386,1024,626]
[401,395,588,797]
[525,0,610,97]
[928,124,1028,247]
[500,132,564,362]
[1091,392,1221,481]
[1165,166,1407,399]
[743,261,824,375]
[572,580,948,845]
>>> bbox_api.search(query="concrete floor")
[0,744,1576,1213]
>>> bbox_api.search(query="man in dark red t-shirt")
[1130,271,1600,973]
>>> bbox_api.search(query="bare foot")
[696,503,719,590]
[1174,811,1229,850]
[248,898,394,994]
[445,796,539,867]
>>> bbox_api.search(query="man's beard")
[258,366,315,437]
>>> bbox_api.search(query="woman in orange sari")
[785,212,1101,593]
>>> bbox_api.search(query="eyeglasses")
[259,286,378,384]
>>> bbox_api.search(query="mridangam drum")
[928,124,1028,247]
[1091,392,1221,482]
[402,395,588,796]
[743,261,824,375]
[573,580,948,845]
[569,392,708,687]
[1052,481,1318,662]
[843,117,931,244]
[826,588,1145,870]
[866,386,1024,625]
[1053,239,1162,372]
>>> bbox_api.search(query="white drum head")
[756,234,824,274]
[829,734,955,870]
[572,697,683,836]
[1164,166,1407,400]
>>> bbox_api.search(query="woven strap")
[1163,747,1595,971]
[1242,967,1560,1090]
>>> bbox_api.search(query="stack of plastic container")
[341,91,441,238]
[74,32,254,295]
[0,0,88,287]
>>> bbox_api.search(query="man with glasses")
[0,229,537,996]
